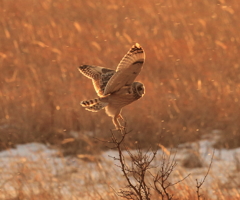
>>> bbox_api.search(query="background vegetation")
[1,0,240,153]
[1,0,240,199]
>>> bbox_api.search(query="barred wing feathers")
[78,65,115,97]
[104,43,145,95]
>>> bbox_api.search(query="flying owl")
[78,43,145,130]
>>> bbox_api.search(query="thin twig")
[196,150,215,200]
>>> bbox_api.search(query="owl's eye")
[138,86,143,91]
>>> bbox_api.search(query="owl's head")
[133,82,145,97]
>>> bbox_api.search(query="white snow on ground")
[0,131,240,199]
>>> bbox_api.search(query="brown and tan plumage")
[78,43,145,130]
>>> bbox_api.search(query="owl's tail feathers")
[80,97,108,112]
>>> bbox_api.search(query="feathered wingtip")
[129,43,144,54]
[78,65,89,72]
[77,65,100,79]
[80,98,108,112]
[80,98,99,107]
[135,43,141,48]
[78,65,88,75]
[78,65,87,70]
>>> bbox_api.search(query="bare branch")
[108,128,191,200]
[196,150,215,200]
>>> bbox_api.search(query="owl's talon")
[111,126,125,132]
[117,126,126,135]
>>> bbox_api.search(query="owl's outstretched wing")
[103,43,145,96]
[78,65,115,97]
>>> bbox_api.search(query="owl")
[78,43,145,130]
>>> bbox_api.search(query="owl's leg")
[118,114,125,122]
[118,114,127,130]
[113,115,124,130]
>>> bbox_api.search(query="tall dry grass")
[1,0,240,151]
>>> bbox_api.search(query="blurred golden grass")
[1,0,240,151]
